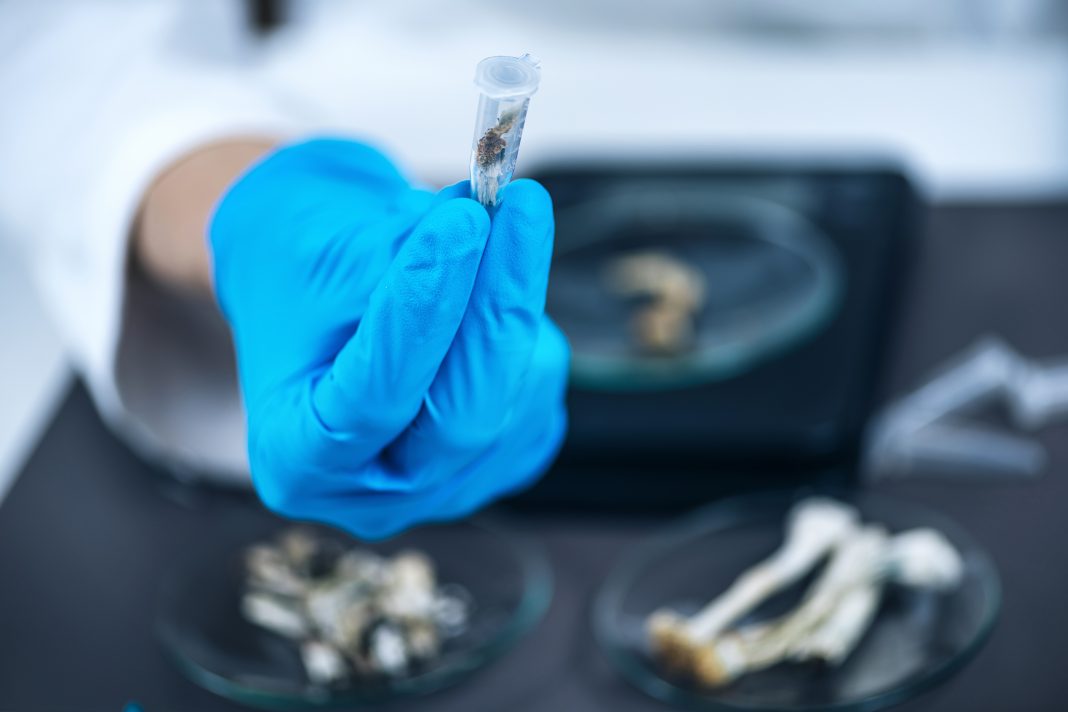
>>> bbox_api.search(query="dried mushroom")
[603,250,707,356]
[646,497,964,688]
[241,527,472,686]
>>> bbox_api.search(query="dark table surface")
[2,203,1068,712]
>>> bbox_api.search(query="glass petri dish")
[547,188,843,391]
[594,489,1000,711]
[156,515,551,709]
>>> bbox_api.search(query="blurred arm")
[0,1,299,480]
[135,139,277,299]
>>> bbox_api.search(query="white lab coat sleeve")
[0,1,300,483]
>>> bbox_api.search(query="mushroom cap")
[691,639,742,688]
[647,610,695,672]
[887,528,964,590]
[786,497,861,552]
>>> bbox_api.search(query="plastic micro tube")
[469,53,541,208]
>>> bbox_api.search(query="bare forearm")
[134,138,277,297]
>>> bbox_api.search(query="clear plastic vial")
[469,54,541,208]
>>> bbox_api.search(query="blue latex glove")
[210,138,569,539]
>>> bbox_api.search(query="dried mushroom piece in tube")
[469,54,541,207]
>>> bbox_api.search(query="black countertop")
[2,203,1067,711]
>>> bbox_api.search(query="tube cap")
[474,54,542,99]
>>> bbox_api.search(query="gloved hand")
[210,138,568,539]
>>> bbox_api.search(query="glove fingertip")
[489,180,554,259]
[415,198,491,260]
[441,196,491,233]
[500,179,553,223]
[435,180,474,203]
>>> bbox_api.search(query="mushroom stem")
[648,498,859,672]
[680,524,964,687]
[691,498,859,640]
[688,526,889,687]
[791,579,884,665]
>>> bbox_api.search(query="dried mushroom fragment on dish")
[241,527,473,685]
[646,497,964,688]
[603,250,708,355]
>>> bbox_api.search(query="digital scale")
[524,162,919,508]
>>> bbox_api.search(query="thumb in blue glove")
[210,138,568,539]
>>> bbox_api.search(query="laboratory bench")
[2,201,1067,711]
